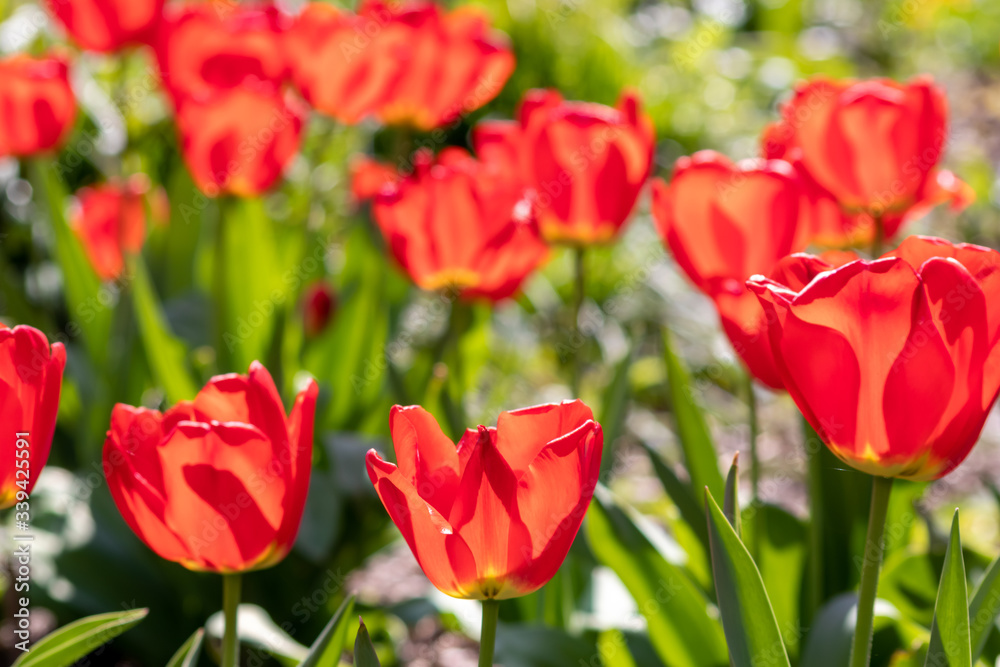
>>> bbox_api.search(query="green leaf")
[587,485,728,667]
[596,629,638,667]
[663,329,724,502]
[598,348,633,476]
[166,629,205,667]
[723,453,742,539]
[304,227,390,430]
[926,510,971,667]
[741,504,807,658]
[799,593,924,667]
[12,608,148,667]
[641,442,710,553]
[802,417,872,618]
[494,623,600,666]
[970,552,1000,661]
[129,256,198,403]
[30,160,112,366]
[299,595,355,667]
[354,619,382,667]
[215,197,282,372]
[206,605,307,666]
[705,489,790,667]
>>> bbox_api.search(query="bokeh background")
[4,0,1000,664]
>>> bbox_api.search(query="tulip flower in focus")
[70,175,166,280]
[473,89,654,244]
[1,323,65,509]
[651,151,808,388]
[765,77,972,246]
[749,236,1000,480]
[46,0,164,52]
[367,401,603,599]
[0,54,76,157]
[103,362,317,572]
[302,282,336,337]
[352,149,548,301]
[287,0,514,130]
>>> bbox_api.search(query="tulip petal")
[389,405,462,514]
[193,361,289,456]
[159,422,285,572]
[0,327,64,506]
[511,420,602,594]
[104,409,192,565]
[494,400,595,478]
[366,450,478,598]
[448,427,533,599]
[274,379,318,552]
[904,258,991,479]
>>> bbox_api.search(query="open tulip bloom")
[367,401,603,665]
[748,235,1000,665]
[0,323,65,509]
[103,362,317,665]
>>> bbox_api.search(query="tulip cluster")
[354,88,655,302]
[654,76,973,390]
[5,0,1000,664]
[0,0,516,198]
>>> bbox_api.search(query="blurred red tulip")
[1,323,65,509]
[175,89,305,196]
[0,54,76,157]
[287,0,514,130]
[473,89,654,244]
[651,151,808,388]
[153,2,290,102]
[46,0,164,52]
[70,175,163,280]
[302,282,336,337]
[367,401,602,599]
[352,148,548,301]
[761,118,973,248]
[104,362,317,572]
[749,236,1000,480]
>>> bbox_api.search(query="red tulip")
[286,0,514,130]
[366,401,603,599]
[46,0,164,52]
[761,117,973,247]
[0,54,76,157]
[104,362,317,572]
[175,89,305,196]
[153,2,290,103]
[748,236,1000,480]
[352,148,548,301]
[0,324,65,509]
[473,89,655,244]
[302,282,336,337]
[70,175,163,280]
[651,151,808,388]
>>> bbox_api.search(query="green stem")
[872,215,884,258]
[745,372,759,503]
[804,417,824,623]
[441,300,471,439]
[848,475,893,667]
[478,599,500,667]
[221,573,242,667]
[213,198,230,370]
[570,247,586,398]
[745,371,762,561]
